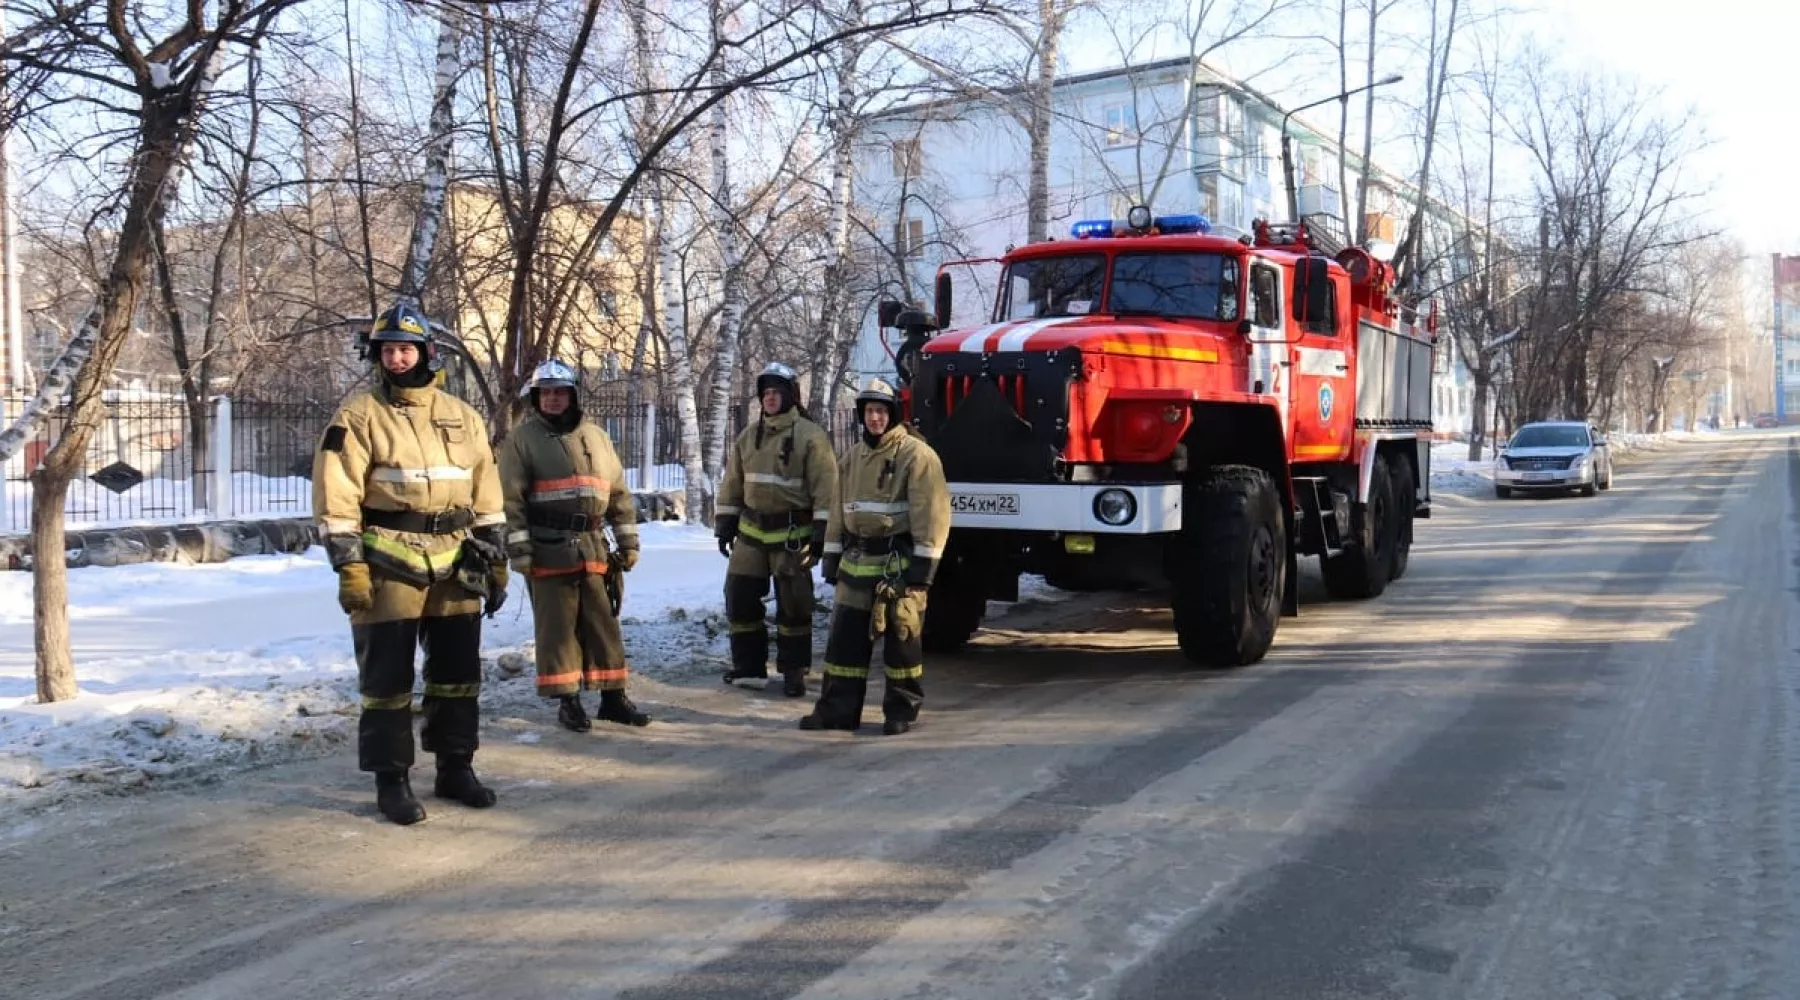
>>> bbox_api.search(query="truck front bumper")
[947,482,1182,533]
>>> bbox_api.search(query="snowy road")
[1,430,1796,1000]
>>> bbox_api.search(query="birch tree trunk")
[1393,0,1459,293]
[400,6,464,303]
[1355,0,1378,244]
[1024,0,1063,244]
[701,27,743,487]
[809,5,863,416]
[1337,0,1353,241]
[661,199,708,522]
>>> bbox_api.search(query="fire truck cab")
[889,209,1435,666]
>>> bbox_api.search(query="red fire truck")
[886,208,1436,665]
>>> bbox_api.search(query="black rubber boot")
[434,754,497,808]
[724,630,769,687]
[881,678,923,737]
[596,689,651,727]
[781,669,807,699]
[557,695,592,733]
[375,771,427,826]
[798,675,863,731]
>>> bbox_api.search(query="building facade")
[849,57,1480,434]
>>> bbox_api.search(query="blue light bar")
[1071,218,1115,239]
[1155,213,1211,234]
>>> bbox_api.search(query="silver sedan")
[1494,421,1614,498]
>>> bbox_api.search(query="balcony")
[1297,184,1340,219]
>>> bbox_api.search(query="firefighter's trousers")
[351,574,485,774]
[724,541,815,677]
[810,580,925,728]
[529,571,630,698]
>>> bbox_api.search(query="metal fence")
[1,390,874,534]
[0,393,333,534]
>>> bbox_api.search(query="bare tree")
[0,0,308,701]
[1502,51,1710,423]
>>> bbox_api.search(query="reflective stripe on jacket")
[497,410,639,577]
[312,382,504,583]
[716,409,836,545]
[823,424,949,585]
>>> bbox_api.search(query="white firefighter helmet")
[855,376,899,407]
[522,359,579,397]
[855,377,901,428]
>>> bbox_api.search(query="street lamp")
[1281,74,1404,226]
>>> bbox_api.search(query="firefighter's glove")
[336,562,373,615]
[875,577,906,603]
[485,563,509,618]
[904,556,936,590]
[821,555,839,585]
[714,514,738,558]
[803,522,827,569]
[870,596,889,639]
[894,589,928,641]
[619,548,640,572]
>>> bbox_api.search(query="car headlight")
[1093,488,1137,526]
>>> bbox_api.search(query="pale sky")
[1536,0,1793,256]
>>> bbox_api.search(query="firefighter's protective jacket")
[716,408,837,547]
[496,410,639,576]
[822,424,950,587]
[313,382,506,584]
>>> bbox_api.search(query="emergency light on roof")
[1069,213,1213,239]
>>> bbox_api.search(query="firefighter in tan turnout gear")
[801,377,950,735]
[498,360,651,733]
[716,362,838,698]
[313,302,508,826]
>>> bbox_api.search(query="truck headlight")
[1093,488,1137,526]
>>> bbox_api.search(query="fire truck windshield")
[997,254,1106,321]
[1109,253,1240,321]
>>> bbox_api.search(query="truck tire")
[1167,465,1285,667]
[1322,453,1396,600]
[1388,458,1414,582]
[921,562,987,654]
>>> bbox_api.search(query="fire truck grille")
[914,351,1078,484]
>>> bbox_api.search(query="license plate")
[1523,471,1555,481]
[950,492,1020,515]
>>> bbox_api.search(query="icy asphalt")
[0,429,1795,999]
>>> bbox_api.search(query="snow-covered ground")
[0,523,1069,807]
[0,427,1720,807]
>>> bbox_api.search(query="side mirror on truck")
[1292,256,1331,332]
[935,272,953,330]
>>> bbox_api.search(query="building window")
[892,139,923,180]
[893,217,925,258]
[1103,102,1138,148]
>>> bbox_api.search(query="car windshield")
[1509,425,1589,449]
[1108,253,1241,321]
[997,255,1106,321]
